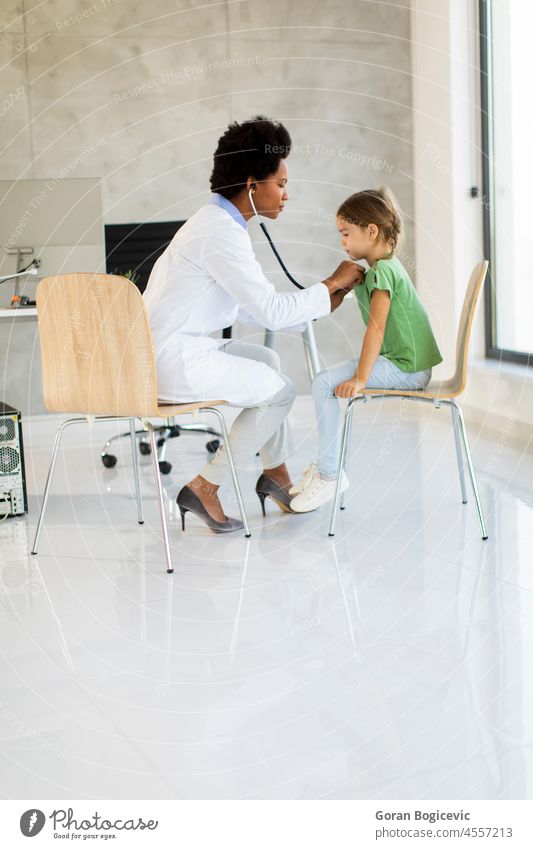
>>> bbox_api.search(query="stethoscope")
[248,184,306,290]
[246,183,364,383]
[247,182,325,378]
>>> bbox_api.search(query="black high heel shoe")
[255,473,295,516]
[176,485,244,533]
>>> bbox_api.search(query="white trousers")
[200,341,296,486]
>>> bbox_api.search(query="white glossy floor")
[1,397,532,800]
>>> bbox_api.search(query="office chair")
[31,273,251,574]
[100,416,221,474]
[328,261,489,540]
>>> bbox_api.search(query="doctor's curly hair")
[210,115,291,199]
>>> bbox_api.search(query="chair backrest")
[451,260,489,393]
[36,273,160,417]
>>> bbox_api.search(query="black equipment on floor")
[0,403,27,518]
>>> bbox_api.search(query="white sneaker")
[290,470,349,513]
[288,461,317,496]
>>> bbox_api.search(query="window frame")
[479,0,532,367]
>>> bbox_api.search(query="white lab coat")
[143,198,331,406]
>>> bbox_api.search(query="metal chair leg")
[447,401,488,540]
[328,399,357,537]
[201,407,251,538]
[130,418,144,524]
[451,405,468,504]
[31,417,87,555]
[146,422,174,573]
[302,321,321,383]
[226,538,251,668]
[340,413,353,510]
[157,436,168,463]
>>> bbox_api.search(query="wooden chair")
[328,261,489,539]
[31,273,251,573]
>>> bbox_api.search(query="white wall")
[411,0,533,443]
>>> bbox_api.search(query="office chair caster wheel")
[101,453,117,468]
[139,441,151,456]
[158,460,172,475]
[206,439,220,454]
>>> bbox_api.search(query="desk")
[0,307,37,321]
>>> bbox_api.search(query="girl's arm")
[335,289,391,397]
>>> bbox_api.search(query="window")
[480,0,532,365]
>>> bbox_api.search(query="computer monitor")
[104,221,186,294]
[0,177,104,305]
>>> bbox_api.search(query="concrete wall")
[1,0,413,411]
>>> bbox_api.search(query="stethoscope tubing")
[248,187,305,290]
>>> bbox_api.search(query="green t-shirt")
[354,256,443,373]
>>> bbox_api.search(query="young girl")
[290,187,443,512]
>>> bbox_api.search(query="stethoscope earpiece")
[248,186,259,216]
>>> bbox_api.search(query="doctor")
[143,115,362,532]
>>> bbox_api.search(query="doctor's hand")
[329,286,354,312]
[323,261,365,294]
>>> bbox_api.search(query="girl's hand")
[335,377,366,398]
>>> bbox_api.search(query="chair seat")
[156,400,226,417]
[361,377,462,400]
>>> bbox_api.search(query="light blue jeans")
[312,355,432,478]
